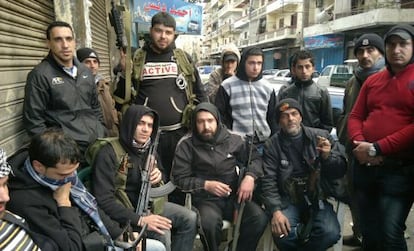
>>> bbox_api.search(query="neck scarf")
[24,158,113,246]
[132,137,151,153]
[354,57,385,84]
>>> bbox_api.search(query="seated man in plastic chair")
[171,102,268,251]
[261,98,347,251]
[91,104,197,251]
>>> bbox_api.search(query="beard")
[199,130,215,141]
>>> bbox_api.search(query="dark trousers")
[196,199,268,251]
[354,162,414,251]
[158,127,187,181]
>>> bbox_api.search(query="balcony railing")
[252,26,297,44]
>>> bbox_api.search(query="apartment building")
[202,0,414,71]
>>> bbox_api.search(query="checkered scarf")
[23,158,114,247]
[0,149,12,178]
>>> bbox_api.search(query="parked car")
[262,69,279,79]
[317,65,353,87]
[269,69,291,85]
[269,69,320,85]
[197,65,221,83]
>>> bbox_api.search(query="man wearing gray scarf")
[336,33,385,247]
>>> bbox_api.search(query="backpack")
[85,137,134,209]
[131,48,198,128]
[85,137,172,213]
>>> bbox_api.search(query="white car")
[262,69,279,79]
[270,69,291,85]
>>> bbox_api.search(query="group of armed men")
[1,10,414,251]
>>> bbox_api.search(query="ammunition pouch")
[284,177,309,205]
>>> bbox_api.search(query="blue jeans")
[146,239,166,251]
[274,200,340,251]
[149,202,197,251]
[354,163,414,251]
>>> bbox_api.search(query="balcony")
[233,15,249,29]
[236,38,249,47]
[305,7,414,37]
[251,26,297,45]
[250,5,267,19]
[266,0,302,14]
[233,0,248,8]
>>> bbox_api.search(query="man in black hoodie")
[92,104,197,251]
[172,102,268,251]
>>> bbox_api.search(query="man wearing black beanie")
[348,24,414,250]
[262,98,347,251]
[336,32,385,247]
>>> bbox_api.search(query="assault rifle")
[109,0,126,49]
[135,129,176,250]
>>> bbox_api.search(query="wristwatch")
[368,144,377,157]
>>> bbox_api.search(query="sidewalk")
[193,204,414,250]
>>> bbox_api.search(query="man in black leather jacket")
[261,98,347,250]
[277,50,333,132]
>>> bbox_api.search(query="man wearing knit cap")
[172,102,268,251]
[261,98,347,250]
[347,24,414,250]
[207,44,240,103]
[77,47,119,137]
[0,148,54,250]
[336,32,385,247]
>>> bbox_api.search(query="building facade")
[202,0,414,71]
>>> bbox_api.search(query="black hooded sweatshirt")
[92,104,161,227]
[171,102,263,200]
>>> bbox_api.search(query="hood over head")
[236,46,264,82]
[384,24,414,68]
[220,44,240,64]
[191,102,223,142]
[119,105,160,155]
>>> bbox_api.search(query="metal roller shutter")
[0,0,54,155]
[90,0,111,79]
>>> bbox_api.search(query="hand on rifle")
[271,210,290,238]
[139,214,172,235]
[150,167,162,185]
[204,180,232,197]
[148,155,162,185]
[237,175,255,203]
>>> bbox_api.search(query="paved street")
[193,203,414,250]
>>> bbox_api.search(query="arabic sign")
[304,33,344,49]
[132,0,203,35]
